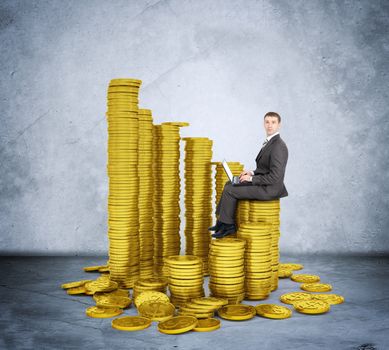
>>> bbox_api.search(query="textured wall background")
[0,0,388,255]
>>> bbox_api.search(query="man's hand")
[239,170,253,180]
[240,174,252,182]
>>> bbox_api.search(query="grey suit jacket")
[252,134,288,199]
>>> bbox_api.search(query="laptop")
[222,159,252,186]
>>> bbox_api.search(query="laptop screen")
[222,160,234,182]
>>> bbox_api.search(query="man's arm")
[252,143,288,186]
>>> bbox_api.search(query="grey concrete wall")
[1,0,388,255]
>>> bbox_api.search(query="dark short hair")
[264,112,281,123]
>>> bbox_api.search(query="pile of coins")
[166,255,205,307]
[280,290,344,315]
[208,238,246,304]
[133,277,168,299]
[106,78,142,287]
[183,137,213,275]
[237,222,273,300]
[152,123,187,276]
[137,109,154,278]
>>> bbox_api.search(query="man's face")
[264,116,281,136]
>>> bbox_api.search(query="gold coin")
[300,283,332,292]
[93,289,129,300]
[179,310,214,319]
[211,238,245,248]
[192,318,220,332]
[84,265,104,272]
[165,255,202,265]
[134,291,170,308]
[158,315,198,334]
[311,294,345,305]
[218,304,256,321]
[66,286,87,295]
[280,292,313,305]
[61,280,92,289]
[86,306,123,318]
[138,301,176,322]
[278,268,293,278]
[111,316,152,331]
[280,263,304,271]
[95,295,132,309]
[291,274,320,283]
[293,300,330,314]
[255,304,292,319]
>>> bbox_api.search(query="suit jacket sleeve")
[252,143,288,186]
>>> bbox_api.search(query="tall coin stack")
[249,200,281,291]
[138,109,154,279]
[106,78,141,288]
[152,123,187,276]
[208,238,246,304]
[183,137,213,275]
[237,222,273,300]
[166,255,205,307]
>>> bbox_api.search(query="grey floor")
[0,254,388,350]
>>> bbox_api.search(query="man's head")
[263,112,281,137]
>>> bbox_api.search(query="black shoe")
[208,220,224,231]
[211,224,236,239]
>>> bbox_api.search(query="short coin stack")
[183,137,213,275]
[166,255,205,307]
[106,78,142,288]
[137,109,154,278]
[237,222,273,300]
[208,238,246,304]
[249,200,281,291]
[178,296,227,319]
[152,124,185,276]
[133,277,168,299]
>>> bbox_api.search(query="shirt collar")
[266,131,279,142]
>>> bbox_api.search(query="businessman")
[210,112,288,238]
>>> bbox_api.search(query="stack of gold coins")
[213,161,244,207]
[152,123,188,276]
[137,109,154,279]
[183,137,213,275]
[106,78,142,288]
[166,255,205,307]
[133,277,168,299]
[208,238,246,304]
[249,200,281,291]
[237,222,273,300]
[178,296,227,319]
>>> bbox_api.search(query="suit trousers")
[216,181,267,224]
